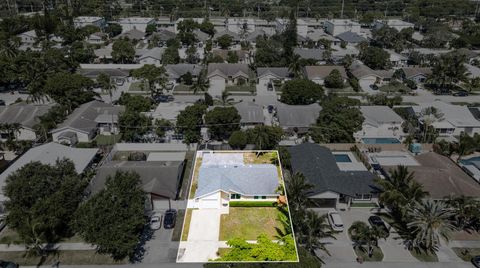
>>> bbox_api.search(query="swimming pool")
[334,154,352,162]
[362,138,401,144]
[460,156,480,165]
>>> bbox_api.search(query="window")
[254,196,259,199]
[353,194,372,201]
[230,194,241,200]
[261,196,266,199]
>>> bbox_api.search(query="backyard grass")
[171,209,185,241]
[243,152,278,164]
[219,207,284,241]
[95,134,122,146]
[379,83,410,94]
[354,246,384,261]
[181,209,195,241]
[410,249,438,262]
[0,250,127,265]
[129,81,147,91]
[452,247,480,261]
[188,157,203,198]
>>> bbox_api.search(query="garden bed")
[452,247,480,261]
[354,246,384,262]
[409,249,438,262]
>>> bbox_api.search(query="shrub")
[229,201,277,207]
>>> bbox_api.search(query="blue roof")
[195,164,279,198]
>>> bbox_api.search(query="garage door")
[209,78,226,97]
[309,198,337,208]
[152,199,169,211]
[200,198,219,209]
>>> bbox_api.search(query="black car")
[163,209,177,229]
[0,260,18,268]
[472,256,480,268]
[368,215,389,237]
[0,100,5,106]
[453,91,469,97]
[153,95,174,103]
[370,84,379,90]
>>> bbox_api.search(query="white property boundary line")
[176,150,300,263]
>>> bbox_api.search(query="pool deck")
[368,151,420,166]
[332,152,368,171]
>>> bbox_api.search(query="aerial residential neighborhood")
[1,0,480,268]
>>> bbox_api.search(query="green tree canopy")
[112,39,135,63]
[105,23,122,38]
[359,46,390,70]
[205,106,241,140]
[280,79,324,105]
[245,126,283,150]
[130,64,168,98]
[176,103,207,144]
[118,111,152,142]
[217,34,233,49]
[75,171,146,260]
[117,93,153,112]
[228,130,248,149]
[324,69,344,88]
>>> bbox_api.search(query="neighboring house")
[324,19,361,36]
[349,60,383,87]
[354,106,405,142]
[384,152,480,199]
[335,31,366,44]
[193,30,210,44]
[79,67,130,85]
[293,48,325,63]
[115,29,146,41]
[192,152,279,211]
[234,102,264,128]
[118,17,155,33]
[304,65,347,85]
[411,101,480,138]
[51,101,125,145]
[94,46,113,62]
[386,49,408,67]
[374,19,414,32]
[86,32,107,44]
[275,18,308,38]
[165,64,202,83]
[0,103,53,141]
[227,18,255,34]
[401,67,432,83]
[256,67,290,85]
[207,63,250,85]
[73,16,105,29]
[135,47,164,65]
[91,159,185,211]
[0,142,98,202]
[214,30,241,45]
[465,63,480,79]
[276,103,322,134]
[212,49,249,63]
[288,143,377,209]
[148,29,176,47]
[245,29,268,44]
[156,16,176,31]
[17,30,37,46]
[307,29,340,47]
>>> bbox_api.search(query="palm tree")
[288,54,303,78]
[407,199,457,252]
[419,106,443,143]
[97,72,117,103]
[192,71,210,94]
[275,206,292,239]
[247,126,271,150]
[348,221,387,258]
[446,195,480,232]
[299,211,336,256]
[455,133,476,162]
[216,90,234,106]
[285,172,314,212]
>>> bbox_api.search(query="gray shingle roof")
[294,48,324,61]
[150,29,176,41]
[194,30,210,42]
[91,160,183,199]
[214,30,240,41]
[257,67,290,79]
[79,68,130,78]
[336,31,367,43]
[360,106,403,127]
[277,103,322,128]
[166,64,202,79]
[401,67,432,79]
[245,29,268,42]
[207,63,250,79]
[0,103,53,129]
[136,47,164,60]
[195,164,279,198]
[234,102,264,124]
[288,143,376,197]
[304,65,347,80]
[115,29,146,40]
[53,101,125,134]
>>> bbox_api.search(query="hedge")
[229,201,277,207]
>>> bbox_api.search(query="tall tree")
[75,171,146,260]
[204,106,241,140]
[348,221,387,258]
[245,126,283,150]
[118,111,152,142]
[280,79,324,105]
[97,72,116,102]
[176,103,207,144]
[130,64,168,98]
[112,39,135,63]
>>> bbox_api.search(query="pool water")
[362,138,401,144]
[334,154,352,162]
[460,156,480,165]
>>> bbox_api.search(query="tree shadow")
[130,225,154,263]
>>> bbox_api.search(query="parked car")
[150,215,161,230]
[370,84,379,90]
[327,210,344,232]
[368,215,389,237]
[163,209,177,229]
[267,105,274,114]
[472,255,480,268]
[153,94,174,103]
[0,261,18,268]
[0,100,5,106]
[453,91,469,97]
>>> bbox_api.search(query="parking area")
[314,208,416,263]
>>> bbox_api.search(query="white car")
[150,215,161,230]
[327,210,344,232]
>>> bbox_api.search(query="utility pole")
[340,0,345,19]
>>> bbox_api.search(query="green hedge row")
[229,201,277,207]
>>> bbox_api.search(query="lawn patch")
[95,134,122,146]
[219,207,283,241]
[243,152,278,164]
[181,208,195,241]
[229,201,277,207]
[452,247,480,262]
[188,157,203,197]
[409,249,438,262]
[354,246,384,261]
[216,248,232,257]
[226,84,255,93]
[172,209,185,241]
[129,81,147,91]
[0,250,127,265]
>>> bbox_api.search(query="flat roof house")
[276,103,322,134]
[118,17,155,33]
[288,143,377,209]
[304,65,347,86]
[0,142,98,202]
[73,16,105,29]
[336,31,367,44]
[374,19,414,32]
[354,106,405,143]
[324,19,361,36]
[51,101,125,145]
[0,103,53,141]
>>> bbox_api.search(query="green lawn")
[410,249,438,262]
[0,250,127,265]
[188,157,203,198]
[226,84,255,93]
[129,81,147,91]
[452,247,480,261]
[379,83,410,94]
[172,209,185,241]
[216,248,231,257]
[354,246,384,261]
[219,207,284,241]
[243,152,278,164]
[181,208,195,241]
[174,84,193,92]
[95,134,122,146]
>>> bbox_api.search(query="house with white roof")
[324,19,361,36]
[275,18,308,37]
[411,101,480,139]
[73,16,105,29]
[0,103,53,141]
[118,17,155,33]
[354,106,405,142]
[374,19,414,32]
[227,18,255,34]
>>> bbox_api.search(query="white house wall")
[354,122,405,141]
[52,129,91,143]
